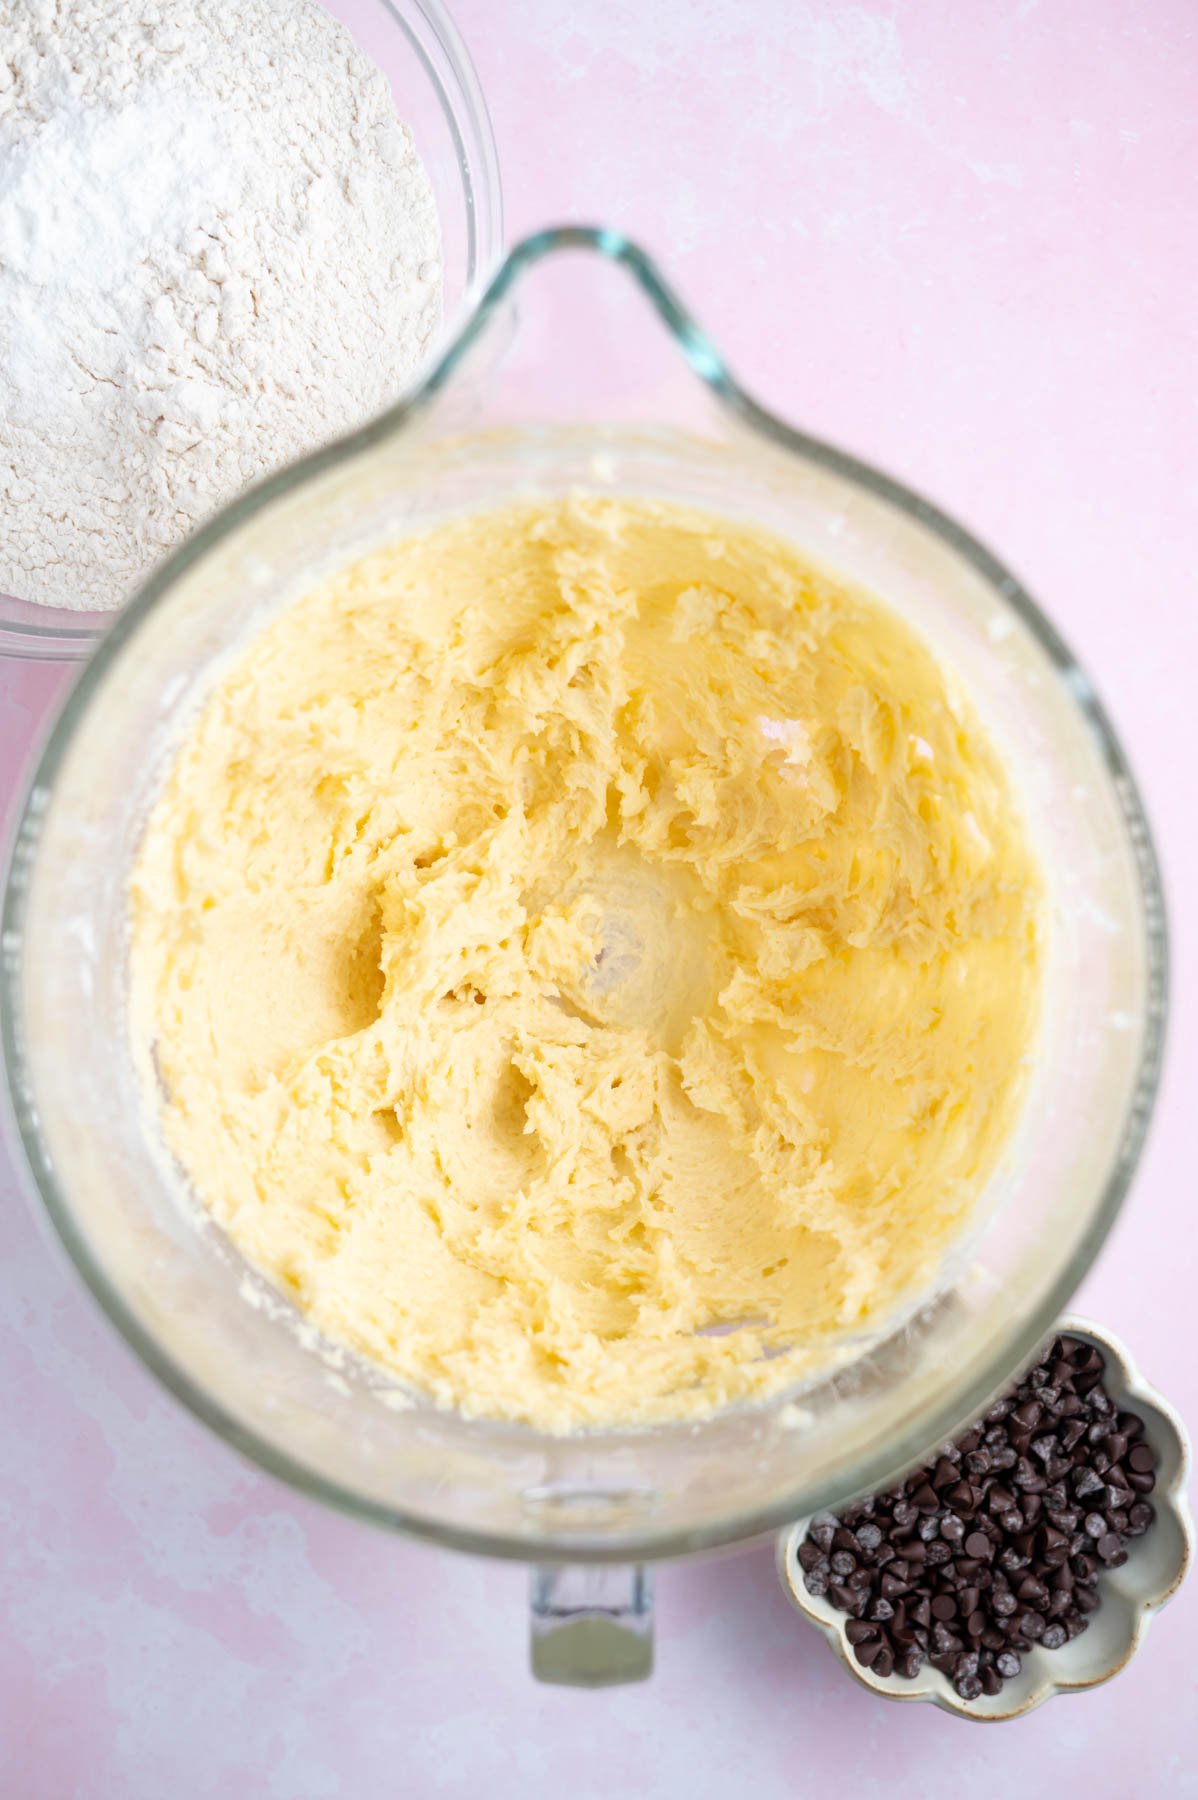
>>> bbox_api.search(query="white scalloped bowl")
[778,1317,1192,1722]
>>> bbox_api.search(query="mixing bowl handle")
[530,1563,653,1685]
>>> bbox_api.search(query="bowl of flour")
[0,0,502,660]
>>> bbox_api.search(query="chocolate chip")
[964,1531,992,1559]
[995,1649,1021,1678]
[1126,1502,1155,1536]
[844,1620,878,1645]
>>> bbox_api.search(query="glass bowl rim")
[0,226,1170,1563]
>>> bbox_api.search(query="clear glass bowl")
[0,0,502,664]
[0,233,1167,1661]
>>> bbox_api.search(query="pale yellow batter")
[130,498,1041,1430]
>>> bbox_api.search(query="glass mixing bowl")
[0,0,503,664]
[0,230,1167,1685]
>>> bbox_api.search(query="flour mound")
[0,0,442,611]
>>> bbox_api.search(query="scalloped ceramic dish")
[778,1317,1192,1722]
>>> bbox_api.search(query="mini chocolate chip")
[810,1516,836,1550]
[995,1650,1021,1678]
[967,1609,987,1638]
[830,1550,856,1576]
[856,1522,883,1554]
[1084,1512,1107,1539]
[931,1594,958,1620]
[964,1531,991,1559]
[898,1648,925,1679]
[1126,1502,1155,1535]
[980,1666,1003,1696]
[1041,1622,1068,1649]
[845,1620,878,1645]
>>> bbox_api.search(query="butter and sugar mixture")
[131,498,1041,1429]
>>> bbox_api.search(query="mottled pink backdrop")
[2,2,1196,1795]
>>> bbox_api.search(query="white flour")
[0,0,442,611]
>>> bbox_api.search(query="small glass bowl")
[777,1317,1193,1722]
[0,0,503,663]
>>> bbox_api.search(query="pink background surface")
[2,1,1197,1793]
